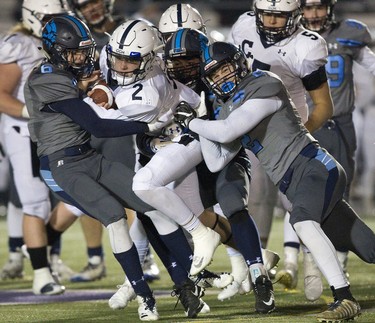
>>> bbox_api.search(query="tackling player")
[175,41,375,322]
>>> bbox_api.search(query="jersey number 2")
[132,84,143,100]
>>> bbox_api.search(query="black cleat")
[253,275,275,314]
[172,279,205,318]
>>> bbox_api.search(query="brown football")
[89,80,114,108]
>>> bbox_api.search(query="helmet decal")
[42,21,57,49]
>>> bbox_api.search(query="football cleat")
[172,279,205,318]
[192,270,233,289]
[217,272,251,301]
[303,252,323,301]
[316,299,361,322]
[33,267,65,295]
[137,294,159,321]
[108,277,137,310]
[275,262,298,289]
[252,275,275,314]
[0,251,24,280]
[70,261,106,282]
[190,225,221,276]
[142,252,160,282]
[261,248,280,272]
[50,254,75,282]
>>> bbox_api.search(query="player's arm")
[189,97,282,143]
[45,98,150,137]
[302,65,333,133]
[0,63,28,118]
[199,136,241,173]
[355,46,375,76]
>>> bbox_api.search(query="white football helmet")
[22,0,70,38]
[254,0,301,44]
[158,3,206,41]
[300,0,337,32]
[106,20,158,86]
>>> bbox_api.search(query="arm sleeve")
[47,98,149,138]
[199,136,241,173]
[189,97,282,143]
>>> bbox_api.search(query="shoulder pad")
[29,65,80,104]
[336,19,372,47]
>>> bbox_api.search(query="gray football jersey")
[217,71,316,184]
[25,62,90,156]
[320,19,372,116]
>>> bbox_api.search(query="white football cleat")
[217,273,251,301]
[192,270,234,289]
[275,262,298,289]
[50,254,75,282]
[137,294,159,321]
[70,260,106,282]
[303,252,323,301]
[190,225,221,276]
[261,248,280,271]
[0,251,24,280]
[108,277,137,310]
[33,267,65,295]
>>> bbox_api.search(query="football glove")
[174,101,197,129]
[196,91,207,118]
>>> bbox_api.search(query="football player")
[301,0,375,283]
[25,15,171,320]
[161,27,276,313]
[0,0,75,293]
[228,0,334,300]
[175,41,375,322]
[103,19,221,277]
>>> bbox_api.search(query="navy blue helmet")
[42,15,96,79]
[201,42,249,100]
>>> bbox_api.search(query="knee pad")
[107,218,133,253]
[23,198,51,221]
[133,166,155,191]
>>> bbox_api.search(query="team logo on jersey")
[278,49,286,56]
[328,43,338,50]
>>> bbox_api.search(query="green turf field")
[0,214,374,322]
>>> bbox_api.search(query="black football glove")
[174,101,197,129]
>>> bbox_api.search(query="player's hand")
[174,101,197,129]
[78,70,101,92]
[147,117,171,133]
[196,91,207,118]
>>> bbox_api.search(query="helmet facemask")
[166,56,201,89]
[106,47,155,86]
[256,9,301,44]
[203,54,246,100]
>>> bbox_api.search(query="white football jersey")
[228,12,328,123]
[0,32,43,132]
[113,62,200,127]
